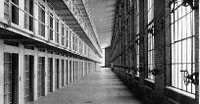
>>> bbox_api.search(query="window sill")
[165,86,195,99]
[144,78,155,83]
[165,86,197,104]
[144,78,155,90]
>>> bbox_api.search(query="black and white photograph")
[0,0,199,104]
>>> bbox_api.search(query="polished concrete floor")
[32,68,143,104]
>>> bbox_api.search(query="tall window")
[12,0,19,24]
[79,40,83,54]
[24,0,33,31]
[170,0,195,94]
[136,35,140,77]
[4,0,20,24]
[4,0,9,20]
[55,19,59,43]
[84,44,87,56]
[73,33,76,51]
[49,13,54,41]
[69,30,72,49]
[75,37,78,52]
[147,0,155,80]
[66,28,69,48]
[135,0,140,77]
[38,4,45,37]
[61,24,65,46]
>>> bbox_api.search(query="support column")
[18,44,24,104]
[0,39,4,104]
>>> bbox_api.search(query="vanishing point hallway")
[31,68,143,104]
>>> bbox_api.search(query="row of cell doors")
[3,53,74,104]
[4,53,36,104]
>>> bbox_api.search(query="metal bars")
[4,53,13,104]
[147,0,155,80]
[170,0,195,94]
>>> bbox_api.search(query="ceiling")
[87,0,117,48]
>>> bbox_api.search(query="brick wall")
[107,0,199,104]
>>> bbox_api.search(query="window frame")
[49,13,54,41]
[61,24,65,46]
[147,0,155,81]
[38,3,46,37]
[55,19,59,43]
[170,1,196,94]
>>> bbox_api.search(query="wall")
[107,0,199,104]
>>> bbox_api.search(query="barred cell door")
[76,62,78,80]
[55,59,59,89]
[61,60,64,86]
[4,53,19,104]
[69,60,72,83]
[73,61,75,82]
[84,62,87,76]
[47,58,53,92]
[24,55,34,103]
[66,60,68,84]
[37,57,45,97]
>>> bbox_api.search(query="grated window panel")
[66,28,69,48]
[61,25,65,46]
[49,13,54,41]
[136,35,140,77]
[24,0,33,31]
[135,0,140,77]
[55,19,59,43]
[170,0,195,94]
[38,4,45,37]
[4,0,9,20]
[147,0,155,80]
[4,53,12,104]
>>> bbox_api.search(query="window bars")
[38,4,45,37]
[136,34,140,77]
[135,0,140,77]
[170,0,195,94]
[4,53,13,104]
[49,13,54,41]
[147,0,155,81]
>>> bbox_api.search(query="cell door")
[76,62,78,80]
[84,62,87,76]
[55,59,59,89]
[37,57,45,97]
[69,60,72,83]
[66,60,68,84]
[73,61,75,82]
[61,60,64,86]
[24,55,34,103]
[4,53,19,104]
[47,58,53,92]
